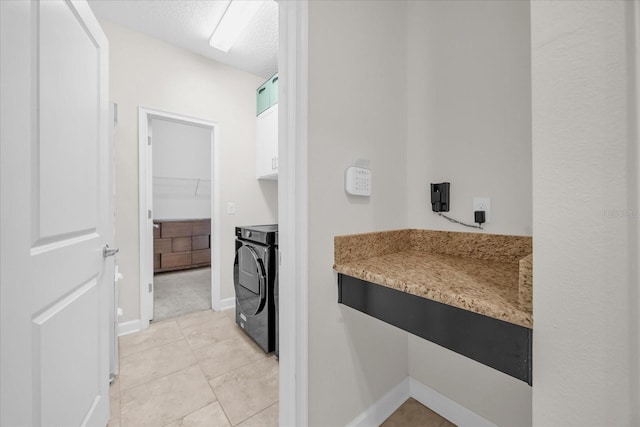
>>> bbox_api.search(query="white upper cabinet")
[256,104,278,180]
[256,73,278,180]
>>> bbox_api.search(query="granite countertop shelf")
[333,229,533,329]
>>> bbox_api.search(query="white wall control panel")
[345,166,371,196]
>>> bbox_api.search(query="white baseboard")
[345,376,496,427]
[117,319,141,336]
[409,377,496,427]
[346,377,410,427]
[217,297,235,311]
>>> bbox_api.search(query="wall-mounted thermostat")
[345,160,371,196]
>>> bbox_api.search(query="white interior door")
[0,1,111,426]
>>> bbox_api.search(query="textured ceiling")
[88,0,278,79]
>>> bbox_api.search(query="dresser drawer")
[154,219,211,273]
[192,249,211,265]
[192,219,211,236]
[154,238,172,254]
[161,252,191,269]
[161,221,193,238]
[172,237,192,252]
[192,235,209,250]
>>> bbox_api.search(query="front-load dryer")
[234,225,277,353]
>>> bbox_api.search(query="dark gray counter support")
[337,274,532,385]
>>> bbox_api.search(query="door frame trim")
[278,0,309,425]
[137,107,220,329]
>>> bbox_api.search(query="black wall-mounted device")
[430,182,450,212]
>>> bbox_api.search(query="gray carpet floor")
[153,267,211,321]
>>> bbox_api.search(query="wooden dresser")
[153,219,211,273]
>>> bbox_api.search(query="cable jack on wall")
[436,211,485,230]
[430,182,486,230]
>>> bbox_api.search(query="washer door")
[234,244,267,316]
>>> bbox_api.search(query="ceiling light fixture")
[209,0,265,52]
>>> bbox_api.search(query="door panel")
[35,279,100,426]
[1,1,111,426]
[38,0,100,241]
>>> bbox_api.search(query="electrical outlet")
[473,197,491,223]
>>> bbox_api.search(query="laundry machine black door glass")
[234,245,266,316]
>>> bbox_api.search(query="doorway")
[150,117,212,320]
[138,107,221,328]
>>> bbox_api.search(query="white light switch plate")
[227,202,236,215]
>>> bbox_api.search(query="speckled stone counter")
[334,229,533,328]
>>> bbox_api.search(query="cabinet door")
[269,74,278,106]
[257,82,270,116]
[256,104,278,180]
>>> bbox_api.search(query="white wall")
[408,337,531,427]
[406,0,532,237]
[305,1,640,425]
[404,2,533,425]
[306,1,409,425]
[103,21,278,324]
[531,1,639,425]
[304,1,535,425]
[152,118,212,220]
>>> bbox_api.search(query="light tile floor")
[109,309,278,427]
[381,398,456,427]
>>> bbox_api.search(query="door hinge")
[148,209,152,219]
[148,283,153,293]
[147,136,152,146]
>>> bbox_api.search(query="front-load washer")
[234,224,277,353]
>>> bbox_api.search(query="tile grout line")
[208,357,280,426]
[243,401,280,426]
[159,399,216,427]
[119,337,200,393]
[190,331,270,382]
[178,315,273,383]
[119,314,218,427]
[118,320,184,358]
[179,315,235,427]
[119,334,185,359]
[119,361,200,394]
[119,311,264,427]
[204,367,234,427]
[201,355,267,383]
[176,312,234,426]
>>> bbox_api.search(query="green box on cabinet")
[269,74,278,105]
[256,81,270,116]
[256,72,279,116]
